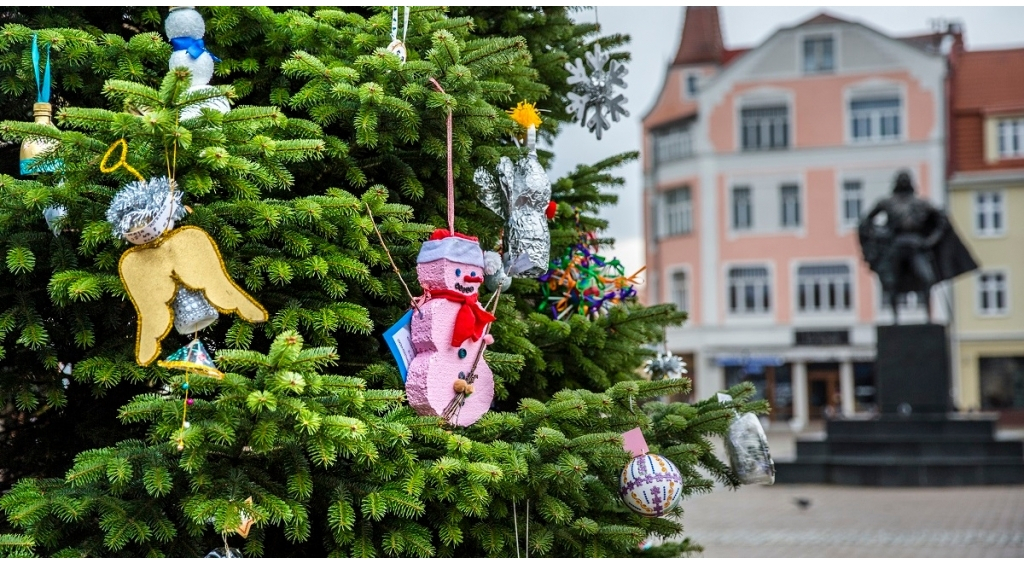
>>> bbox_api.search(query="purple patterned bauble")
[619,453,683,517]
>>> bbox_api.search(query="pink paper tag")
[621,427,649,458]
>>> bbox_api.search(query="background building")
[643,7,957,429]
[948,46,1024,420]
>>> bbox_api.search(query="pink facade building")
[643,8,958,429]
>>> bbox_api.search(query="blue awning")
[716,355,785,374]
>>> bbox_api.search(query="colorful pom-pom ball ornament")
[619,453,683,517]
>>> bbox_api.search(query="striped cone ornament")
[619,453,683,517]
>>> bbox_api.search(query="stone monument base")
[876,323,951,414]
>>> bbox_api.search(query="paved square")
[678,483,1024,557]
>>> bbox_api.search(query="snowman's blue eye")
[470,271,476,277]
[455,268,461,276]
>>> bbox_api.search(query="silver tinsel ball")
[565,43,629,140]
[173,287,219,335]
[725,412,776,485]
[106,176,185,244]
[645,352,687,381]
[165,7,206,40]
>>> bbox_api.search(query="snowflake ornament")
[565,43,629,140]
[645,352,687,381]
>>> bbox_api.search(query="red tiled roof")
[673,6,724,66]
[721,48,750,66]
[952,48,1024,111]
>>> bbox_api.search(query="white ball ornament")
[387,39,407,64]
[619,453,683,517]
[165,7,206,40]
[170,50,214,86]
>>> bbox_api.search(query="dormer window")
[686,73,699,97]
[998,118,1024,158]
[803,36,834,74]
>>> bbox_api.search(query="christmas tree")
[0,7,766,557]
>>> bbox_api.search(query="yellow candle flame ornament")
[508,101,542,130]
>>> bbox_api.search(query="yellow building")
[948,46,1024,417]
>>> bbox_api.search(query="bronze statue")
[859,171,978,323]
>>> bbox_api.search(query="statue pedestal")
[875,324,951,414]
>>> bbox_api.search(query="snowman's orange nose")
[463,275,483,283]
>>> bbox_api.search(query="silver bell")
[172,287,219,334]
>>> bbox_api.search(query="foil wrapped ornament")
[106,176,185,245]
[172,287,219,334]
[725,412,776,485]
[619,453,683,517]
[645,352,687,381]
[474,111,551,278]
[565,43,629,140]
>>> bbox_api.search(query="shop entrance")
[808,362,840,419]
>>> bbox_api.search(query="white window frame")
[732,186,753,230]
[841,179,863,228]
[974,190,1006,238]
[803,35,835,74]
[998,118,1024,159]
[653,122,693,164]
[977,270,1009,317]
[667,268,690,313]
[740,106,789,151]
[780,183,801,228]
[727,265,772,315]
[796,263,853,314]
[849,97,902,144]
[661,186,692,238]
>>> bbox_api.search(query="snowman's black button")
[458,348,467,359]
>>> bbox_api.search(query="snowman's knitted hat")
[417,229,485,267]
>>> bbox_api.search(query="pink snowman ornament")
[406,229,497,426]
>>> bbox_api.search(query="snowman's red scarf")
[427,289,497,347]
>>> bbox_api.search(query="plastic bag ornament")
[172,287,220,334]
[43,205,66,236]
[205,548,243,558]
[725,412,776,485]
[645,352,687,381]
[166,6,229,119]
[474,102,552,278]
[565,43,629,140]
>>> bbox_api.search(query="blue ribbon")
[170,36,221,63]
[32,34,51,103]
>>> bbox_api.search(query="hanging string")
[32,34,51,104]
[391,6,410,43]
[428,78,454,234]
[365,201,420,315]
[512,501,520,558]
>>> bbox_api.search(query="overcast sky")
[546,6,1024,277]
